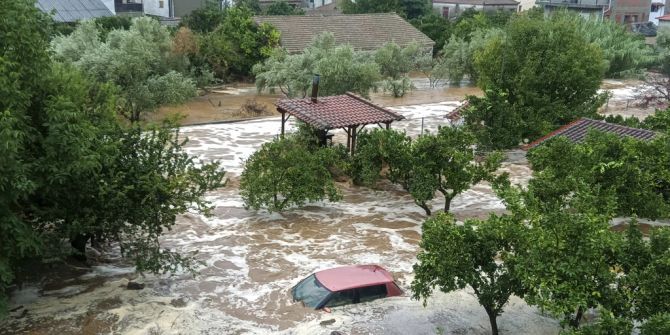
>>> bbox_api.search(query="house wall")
[660,19,670,27]
[307,0,333,8]
[542,5,605,19]
[610,0,651,24]
[144,0,170,17]
[432,3,482,19]
[174,0,206,17]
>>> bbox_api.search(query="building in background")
[535,0,652,25]
[432,0,520,19]
[253,13,435,53]
[36,0,115,22]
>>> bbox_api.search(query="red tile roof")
[524,118,657,150]
[276,92,405,129]
[658,14,670,21]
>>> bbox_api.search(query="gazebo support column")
[280,110,286,137]
[385,122,390,130]
[350,125,358,156]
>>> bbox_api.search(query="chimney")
[311,74,320,103]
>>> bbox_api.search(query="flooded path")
[1,80,662,335]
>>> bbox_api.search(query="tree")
[352,127,504,216]
[375,42,422,97]
[527,133,670,220]
[412,213,525,335]
[235,0,262,14]
[641,314,670,335]
[254,33,380,98]
[181,0,226,33]
[410,13,451,54]
[265,1,305,15]
[342,0,431,19]
[239,136,342,212]
[498,184,622,329]
[465,13,606,149]
[52,17,198,122]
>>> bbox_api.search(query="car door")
[323,289,356,308]
[358,284,388,303]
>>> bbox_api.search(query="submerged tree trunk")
[417,201,431,216]
[570,306,584,329]
[444,196,452,213]
[485,307,499,335]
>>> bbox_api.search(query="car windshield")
[292,274,331,308]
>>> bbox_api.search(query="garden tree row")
[1,0,225,316]
[254,33,433,98]
[239,124,502,217]
[351,127,505,215]
[411,132,670,334]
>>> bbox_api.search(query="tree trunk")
[444,196,452,213]
[70,234,90,262]
[485,307,499,335]
[417,201,431,216]
[570,306,584,329]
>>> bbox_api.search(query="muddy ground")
[0,78,665,335]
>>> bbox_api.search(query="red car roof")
[314,265,395,292]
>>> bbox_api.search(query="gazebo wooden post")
[350,125,358,156]
[280,109,286,137]
[346,127,351,151]
[385,122,391,130]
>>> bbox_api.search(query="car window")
[325,289,356,307]
[359,284,387,303]
[292,274,332,308]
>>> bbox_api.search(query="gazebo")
[276,92,405,155]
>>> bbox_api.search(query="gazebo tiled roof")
[524,118,657,150]
[276,92,405,130]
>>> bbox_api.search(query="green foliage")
[559,309,632,335]
[466,13,606,149]
[353,127,503,215]
[254,33,380,98]
[553,11,655,77]
[641,313,670,335]
[410,13,451,54]
[265,1,305,15]
[375,42,425,96]
[236,0,262,14]
[342,0,431,19]
[527,133,670,220]
[52,17,198,122]
[412,213,525,335]
[498,183,622,328]
[94,15,133,38]
[97,123,226,275]
[181,0,226,33]
[239,136,342,212]
[440,28,502,85]
[1,0,226,316]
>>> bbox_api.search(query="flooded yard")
[0,79,663,335]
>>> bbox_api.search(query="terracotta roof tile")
[524,118,657,150]
[253,13,435,53]
[276,92,405,129]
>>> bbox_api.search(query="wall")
[144,0,170,17]
[610,0,652,23]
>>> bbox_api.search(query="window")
[291,275,331,308]
[442,7,450,18]
[359,284,388,303]
[325,289,356,307]
[159,0,164,8]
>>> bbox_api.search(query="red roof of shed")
[524,118,657,150]
[658,14,670,21]
[276,92,405,130]
[315,265,395,291]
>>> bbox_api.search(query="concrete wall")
[144,0,170,17]
[610,0,651,23]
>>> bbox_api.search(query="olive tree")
[412,213,525,335]
[254,33,381,98]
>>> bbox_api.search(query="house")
[651,1,665,24]
[658,13,670,27]
[432,0,520,19]
[524,118,657,150]
[36,0,114,22]
[536,0,651,25]
[143,0,214,18]
[253,13,435,53]
[115,0,143,16]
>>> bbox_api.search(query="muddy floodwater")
[1,79,665,335]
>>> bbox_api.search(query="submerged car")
[291,265,403,309]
